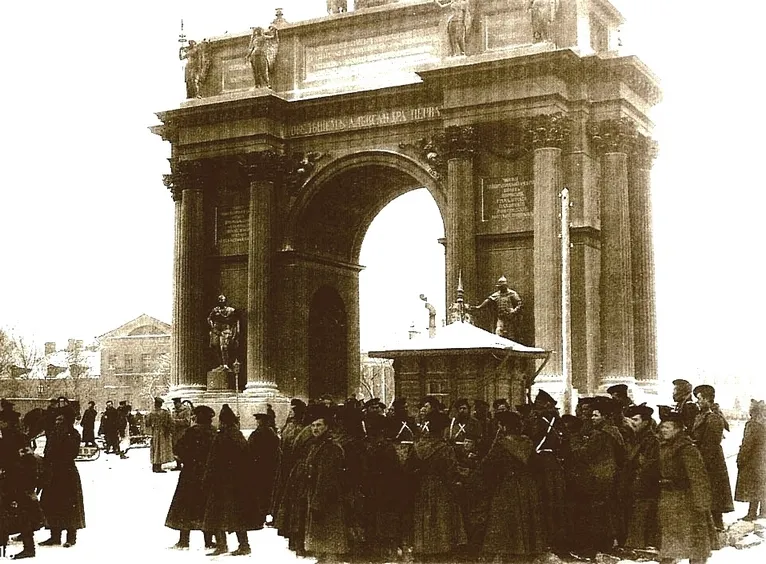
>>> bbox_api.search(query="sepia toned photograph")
[1,1,764,563]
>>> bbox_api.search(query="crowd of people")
[1,381,765,563]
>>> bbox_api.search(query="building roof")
[98,314,171,341]
[368,320,550,359]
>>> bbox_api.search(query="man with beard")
[445,399,482,447]
[165,405,217,550]
[692,384,734,531]
[247,412,280,529]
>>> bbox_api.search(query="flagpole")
[560,188,573,415]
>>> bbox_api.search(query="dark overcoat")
[0,452,45,536]
[274,425,314,549]
[165,423,216,531]
[658,433,718,561]
[570,422,623,553]
[40,426,86,530]
[692,410,734,513]
[481,434,546,556]
[624,425,660,549]
[146,407,174,465]
[362,436,403,549]
[80,407,96,444]
[202,426,261,532]
[525,410,568,551]
[272,420,309,518]
[735,418,766,501]
[406,437,466,555]
[304,435,350,555]
[247,425,280,525]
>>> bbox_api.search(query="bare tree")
[0,328,14,377]
[0,327,41,379]
[142,352,171,407]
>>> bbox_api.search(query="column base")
[167,384,207,399]
[242,381,291,429]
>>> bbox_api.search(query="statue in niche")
[467,276,523,339]
[179,39,211,98]
[434,0,472,56]
[208,295,240,370]
[327,0,348,14]
[246,25,279,89]
[529,0,560,43]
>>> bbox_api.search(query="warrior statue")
[468,276,522,339]
[246,26,280,89]
[434,0,472,56]
[179,39,211,98]
[207,295,240,370]
[529,0,560,43]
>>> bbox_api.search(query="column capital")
[631,134,659,169]
[164,159,208,200]
[525,113,573,150]
[588,118,638,154]
[443,125,479,159]
[238,150,288,184]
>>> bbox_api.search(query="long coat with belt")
[202,425,261,532]
[658,432,718,561]
[247,424,280,526]
[623,425,660,549]
[146,407,174,465]
[165,422,216,531]
[481,434,546,556]
[406,437,467,555]
[40,426,86,530]
[735,417,766,502]
[691,409,734,514]
[80,407,96,444]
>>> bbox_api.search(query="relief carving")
[399,137,446,181]
[285,151,328,194]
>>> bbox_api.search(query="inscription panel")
[215,205,249,256]
[289,106,441,137]
[303,26,439,85]
[222,58,253,92]
[481,176,533,222]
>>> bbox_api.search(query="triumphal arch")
[153,0,661,424]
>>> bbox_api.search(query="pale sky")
[1,1,764,394]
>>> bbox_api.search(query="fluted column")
[241,152,283,399]
[591,119,636,385]
[173,161,207,395]
[530,114,570,378]
[163,171,183,389]
[444,126,478,307]
[629,135,659,384]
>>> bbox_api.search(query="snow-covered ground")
[4,421,763,563]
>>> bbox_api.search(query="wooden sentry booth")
[368,320,550,412]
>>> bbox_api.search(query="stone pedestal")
[207,367,230,391]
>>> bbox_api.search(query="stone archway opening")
[282,156,445,402]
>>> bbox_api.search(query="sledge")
[75,444,101,462]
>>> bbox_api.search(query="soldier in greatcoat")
[481,411,546,558]
[406,411,467,558]
[569,396,623,558]
[735,399,766,521]
[202,404,259,556]
[361,412,403,560]
[524,389,568,553]
[247,412,280,529]
[301,407,351,562]
[165,405,217,550]
[79,401,97,447]
[39,411,86,548]
[657,411,719,564]
[1,409,44,560]
[170,397,192,471]
[271,399,308,522]
[691,384,734,530]
[445,398,483,447]
[146,397,173,473]
[622,404,660,551]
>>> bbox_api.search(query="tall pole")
[560,188,573,414]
